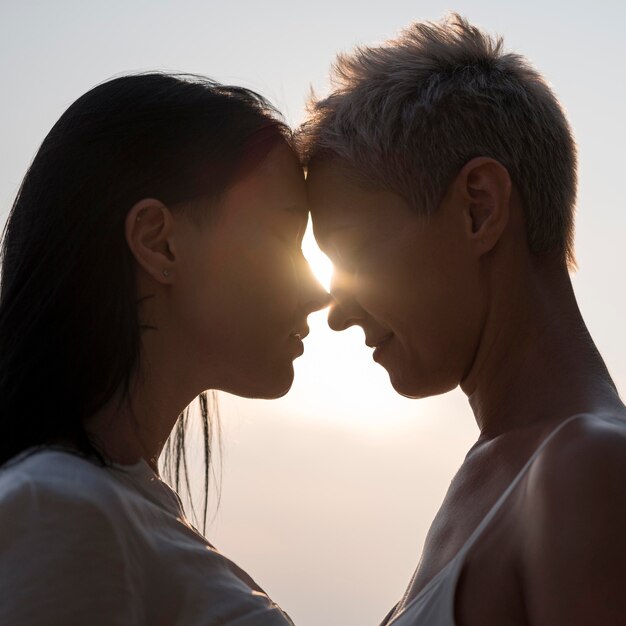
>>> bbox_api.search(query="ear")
[125,199,176,284]
[456,157,512,256]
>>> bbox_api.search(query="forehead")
[242,141,304,197]
[219,142,306,215]
[306,159,413,238]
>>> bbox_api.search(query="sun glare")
[293,217,466,433]
[301,218,333,292]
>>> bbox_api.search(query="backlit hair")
[299,14,578,268]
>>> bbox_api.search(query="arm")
[521,421,626,625]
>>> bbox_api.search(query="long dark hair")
[0,72,290,530]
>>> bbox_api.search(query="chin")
[235,365,295,400]
[388,368,456,400]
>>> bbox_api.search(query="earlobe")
[460,157,512,256]
[125,199,176,283]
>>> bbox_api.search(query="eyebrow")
[317,222,366,241]
[326,223,360,232]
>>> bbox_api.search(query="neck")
[85,365,192,475]
[461,259,622,440]
[84,290,203,474]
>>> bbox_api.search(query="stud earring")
[162,269,170,277]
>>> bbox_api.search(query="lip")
[288,333,305,357]
[370,334,393,361]
[366,333,393,349]
[290,326,310,341]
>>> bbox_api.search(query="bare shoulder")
[526,412,626,504]
[519,412,626,625]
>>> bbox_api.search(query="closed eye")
[289,209,309,246]
[330,235,368,269]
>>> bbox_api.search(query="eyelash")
[336,244,366,270]
[286,209,307,243]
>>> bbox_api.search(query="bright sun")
[301,218,333,292]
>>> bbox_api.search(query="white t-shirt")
[0,447,294,626]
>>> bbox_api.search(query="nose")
[297,254,332,315]
[327,268,366,332]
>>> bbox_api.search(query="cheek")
[177,237,300,352]
[406,262,484,385]
[357,249,484,396]
[232,248,300,339]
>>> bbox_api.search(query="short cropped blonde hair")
[299,14,577,268]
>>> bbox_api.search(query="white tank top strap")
[386,413,589,626]
[451,413,586,563]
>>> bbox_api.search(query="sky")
[2,2,626,625]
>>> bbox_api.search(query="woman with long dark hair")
[0,73,327,624]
